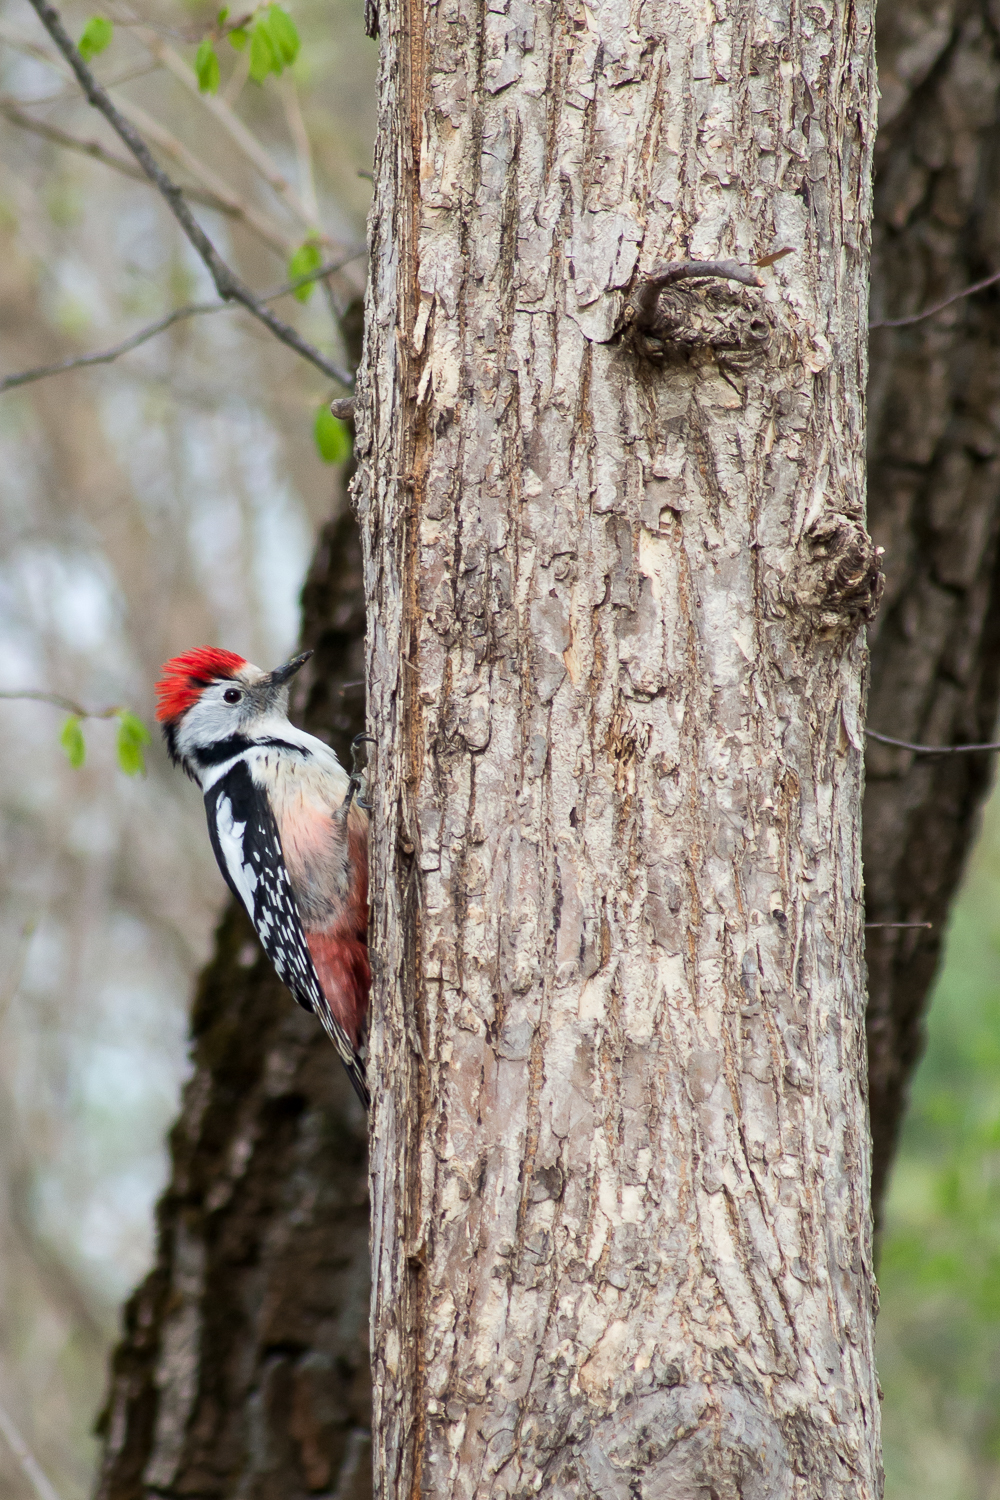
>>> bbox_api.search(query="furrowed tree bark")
[92,494,374,1500]
[358,0,882,1494]
[864,0,1000,1221]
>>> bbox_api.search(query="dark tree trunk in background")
[93,500,374,1500]
[865,0,1000,1220]
[94,0,1000,1491]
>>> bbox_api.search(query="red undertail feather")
[306,815,370,1048]
[155,647,247,723]
[305,930,371,1048]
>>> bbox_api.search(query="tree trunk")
[358,0,882,1492]
[865,0,1000,1219]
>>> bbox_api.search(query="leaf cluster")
[196,4,300,93]
[60,708,151,776]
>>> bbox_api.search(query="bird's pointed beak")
[268,650,313,687]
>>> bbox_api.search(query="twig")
[112,94,294,254]
[0,1397,62,1500]
[1,20,299,255]
[1,252,362,392]
[24,0,352,387]
[865,921,933,930]
[0,96,263,223]
[1,304,219,390]
[222,33,251,105]
[281,73,318,226]
[865,728,1000,755]
[0,689,121,717]
[631,260,763,328]
[755,246,794,269]
[123,15,323,235]
[0,26,158,100]
[330,397,356,421]
[869,268,1000,330]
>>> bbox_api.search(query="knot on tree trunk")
[791,513,884,634]
[545,1381,792,1500]
[623,265,774,365]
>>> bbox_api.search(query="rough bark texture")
[92,499,374,1500]
[357,0,882,1495]
[865,0,1000,1218]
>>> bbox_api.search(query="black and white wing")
[203,760,370,1108]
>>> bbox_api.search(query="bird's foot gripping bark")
[346,732,375,813]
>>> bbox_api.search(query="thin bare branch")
[222,34,251,105]
[122,13,324,235]
[0,95,267,223]
[0,22,66,67]
[1,20,316,259]
[0,689,121,717]
[630,259,764,328]
[869,267,1000,329]
[866,728,1000,755]
[0,304,219,391]
[864,921,933,930]
[23,0,352,386]
[281,72,319,225]
[112,93,294,254]
[0,1396,63,1500]
[0,22,157,96]
[1,253,363,393]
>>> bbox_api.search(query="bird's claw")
[346,734,375,813]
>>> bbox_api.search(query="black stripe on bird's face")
[192,734,313,768]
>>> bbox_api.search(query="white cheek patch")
[215,794,259,916]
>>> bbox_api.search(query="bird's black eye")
[223,688,242,704]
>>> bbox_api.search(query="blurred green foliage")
[115,710,151,776]
[194,6,300,93]
[314,406,351,463]
[60,715,85,769]
[879,785,1000,1499]
[289,238,323,301]
[77,15,112,61]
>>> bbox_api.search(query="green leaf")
[314,407,352,464]
[249,18,280,81]
[216,6,230,22]
[266,5,300,64]
[78,16,113,61]
[195,37,221,93]
[228,24,249,49]
[115,710,150,777]
[288,239,323,302]
[60,715,86,769]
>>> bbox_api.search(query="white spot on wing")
[214,794,259,917]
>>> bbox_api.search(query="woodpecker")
[155,646,370,1108]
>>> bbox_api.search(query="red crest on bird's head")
[155,647,247,723]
